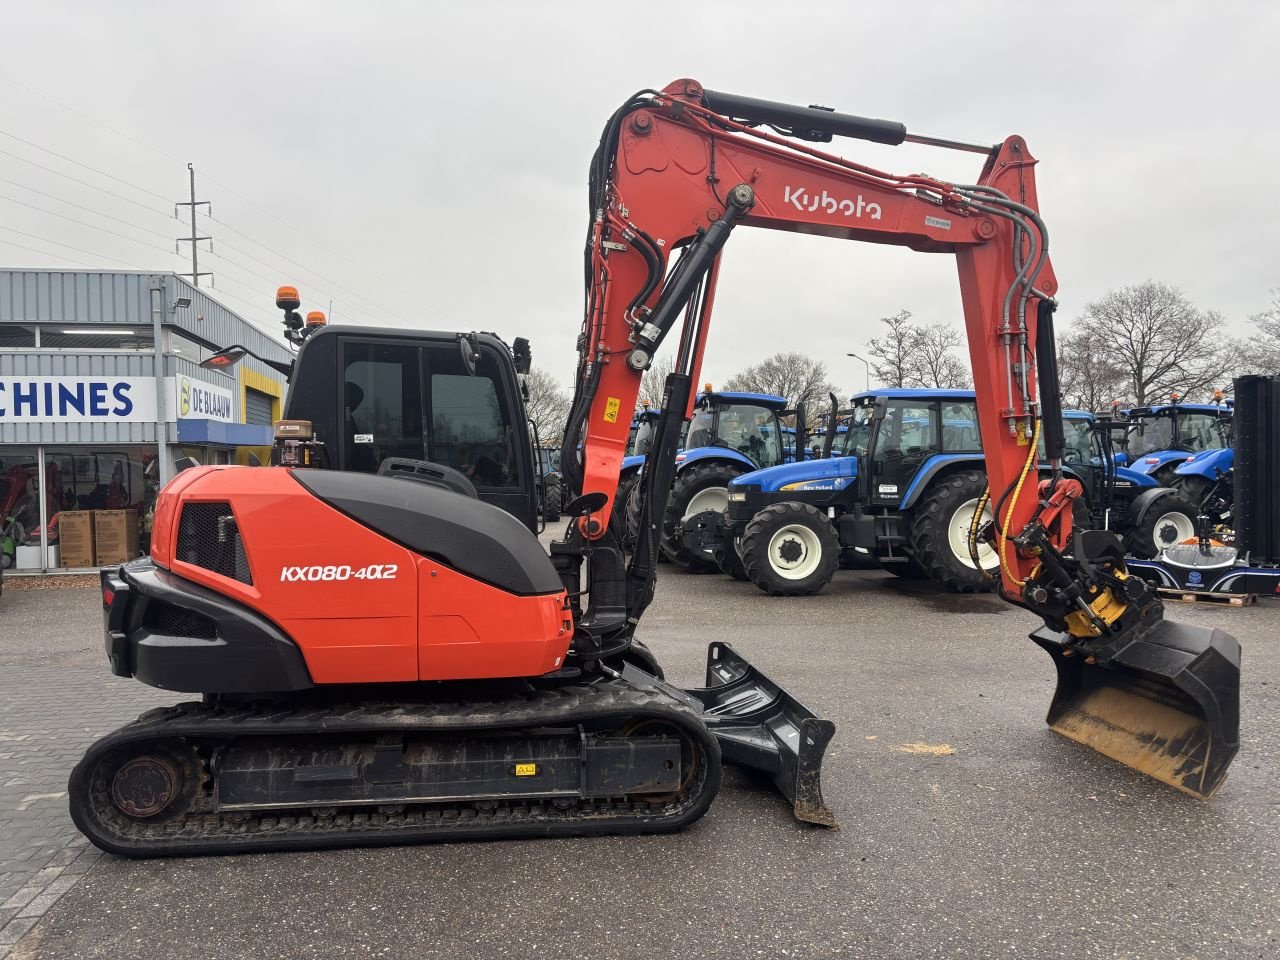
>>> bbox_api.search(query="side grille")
[175,501,253,585]
[147,600,217,640]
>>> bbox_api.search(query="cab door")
[869,400,939,506]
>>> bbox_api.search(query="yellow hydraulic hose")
[999,417,1041,589]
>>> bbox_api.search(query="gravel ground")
[2,557,1275,960]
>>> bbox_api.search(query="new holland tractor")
[619,390,797,570]
[716,390,1199,595]
[1124,395,1233,485]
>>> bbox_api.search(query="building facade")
[0,269,291,572]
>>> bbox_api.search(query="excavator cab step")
[1031,621,1240,799]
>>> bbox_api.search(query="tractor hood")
[729,456,857,493]
[1175,447,1234,479]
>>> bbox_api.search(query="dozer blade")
[623,641,837,826]
[1030,621,1240,799]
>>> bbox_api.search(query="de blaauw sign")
[173,376,234,423]
[0,376,160,423]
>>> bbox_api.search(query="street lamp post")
[846,352,871,392]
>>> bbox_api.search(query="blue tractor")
[623,390,794,571]
[719,390,1194,595]
[1123,397,1233,486]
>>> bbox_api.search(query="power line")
[203,212,410,324]
[203,243,384,326]
[0,191,176,254]
[0,73,186,166]
[0,174,177,241]
[0,236,98,270]
[0,128,172,202]
[0,225,140,268]
[0,146,174,218]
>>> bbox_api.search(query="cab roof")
[697,391,788,410]
[851,388,977,401]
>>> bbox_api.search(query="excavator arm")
[558,79,1240,799]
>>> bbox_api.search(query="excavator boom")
[560,79,1240,798]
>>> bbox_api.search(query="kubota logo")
[784,185,882,220]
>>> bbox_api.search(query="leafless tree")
[638,353,677,408]
[724,352,840,408]
[522,366,571,445]
[1075,281,1235,405]
[1055,326,1130,411]
[907,322,972,389]
[865,311,972,389]
[1242,288,1280,376]
[866,310,916,387]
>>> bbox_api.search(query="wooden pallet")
[1156,587,1257,607]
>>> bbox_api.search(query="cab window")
[875,402,938,461]
[940,401,981,452]
[340,339,519,487]
[716,404,783,467]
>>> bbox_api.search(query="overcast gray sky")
[1,1,1275,393]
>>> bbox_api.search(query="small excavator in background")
[70,80,1240,858]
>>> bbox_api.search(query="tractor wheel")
[661,462,744,573]
[1170,475,1210,510]
[542,474,562,522]
[740,502,840,596]
[906,470,999,593]
[614,472,640,552]
[715,539,749,581]
[1127,495,1199,559]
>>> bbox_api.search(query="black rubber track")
[69,683,721,858]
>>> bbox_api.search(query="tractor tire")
[740,502,840,596]
[614,472,640,552]
[542,474,562,522]
[715,539,749,581]
[661,462,745,573]
[906,470,999,593]
[1127,494,1199,559]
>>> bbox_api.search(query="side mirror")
[458,334,479,377]
[511,337,532,376]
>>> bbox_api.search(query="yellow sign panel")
[603,397,621,423]
[514,763,537,777]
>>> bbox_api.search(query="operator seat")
[344,382,380,473]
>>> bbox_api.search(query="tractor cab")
[681,391,789,470]
[1124,397,1232,483]
[628,407,662,458]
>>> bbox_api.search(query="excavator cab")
[279,325,542,532]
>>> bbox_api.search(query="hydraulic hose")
[998,416,1041,589]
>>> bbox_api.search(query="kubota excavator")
[70,80,1240,858]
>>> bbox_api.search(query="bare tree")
[1242,288,1280,375]
[1055,326,1130,410]
[523,367,570,445]
[1075,281,1235,405]
[638,354,677,408]
[907,322,972,389]
[864,311,972,389]
[724,352,839,408]
[866,310,916,387]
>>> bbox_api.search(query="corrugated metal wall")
[0,351,160,443]
[0,270,291,446]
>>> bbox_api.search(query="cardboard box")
[58,511,96,567]
[94,510,140,566]
[15,545,60,570]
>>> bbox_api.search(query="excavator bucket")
[1030,622,1240,799]
[622,642,837,826]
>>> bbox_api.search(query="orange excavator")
[70,80,1240,857]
